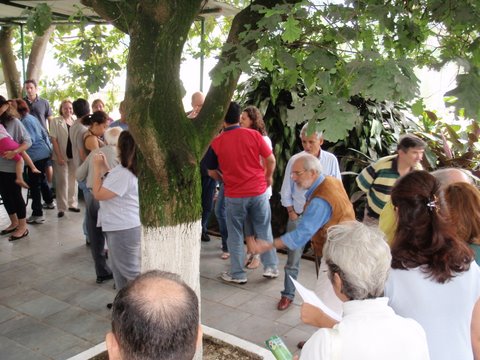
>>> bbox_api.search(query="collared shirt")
[356,154,421,218]
[280,175,332,250]
[24,95,52,130]
[280,150,341,214]
[300,298,430,360]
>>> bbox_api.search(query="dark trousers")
[85,190,111,278]
[201,175,216,235]
[0,171,26,219]
[27,158,54,216]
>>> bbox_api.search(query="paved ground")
[0,197,318,359]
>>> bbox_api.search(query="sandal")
[247,254,260,269]
[221,252,230,260]
[9,229,29,242]
[244,253,254,267]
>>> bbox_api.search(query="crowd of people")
[197,95,480,359]
[0,80,137,296]
[2,82,479,360]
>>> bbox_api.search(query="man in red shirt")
[205,102,278,284]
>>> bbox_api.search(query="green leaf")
[444,69,480,119]
[282,16,301,43]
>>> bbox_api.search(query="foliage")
[22,4,52,36]
[215,0,480,137]
[412,101,480,173]
[51,25,127,94]
[236,71,414,232]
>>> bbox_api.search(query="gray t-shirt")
[0,119,32,173]
[69,119,88,168]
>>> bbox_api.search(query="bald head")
[431,168,472,189]
[109,271,200,360]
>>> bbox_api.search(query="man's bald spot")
[432,168,472,189]
[133,276,189,308]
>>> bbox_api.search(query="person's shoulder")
[321,149,338,160]
[371,154,397,169]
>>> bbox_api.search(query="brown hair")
[58,99,73,117]
[82,111,108,127]
[391,170,473,283]
[243,106,266,136]
[0,96,18,125]
[12,98,29,117]
[444,182,480,246]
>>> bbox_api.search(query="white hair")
[300,123,323,140]
[323,221,391,300]
[104,126,123,146]
[294,153,323,174]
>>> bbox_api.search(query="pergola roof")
[0,0,239,26]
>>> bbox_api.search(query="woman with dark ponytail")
[92,131,140,291]
[385,170,480,360]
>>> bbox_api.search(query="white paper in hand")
[290,276,342,321]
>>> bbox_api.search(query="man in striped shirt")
[356,134,426,224]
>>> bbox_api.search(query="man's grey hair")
[104,126,123,146]
[300,123,324,140]
[323,221,391,300]
[295,153,323,174]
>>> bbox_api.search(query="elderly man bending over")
[106,270,202,360]
[297,221,429,360]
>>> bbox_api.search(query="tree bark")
[26,25,55,82]
[0,27,21,98]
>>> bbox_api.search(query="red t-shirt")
[211,127,272,198]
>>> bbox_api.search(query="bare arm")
[263,153,275,186]
[472,298,480,359]
[300,303,338,329]
[92,153,116,201]
[207,169,223,182]
[84,134,100,152]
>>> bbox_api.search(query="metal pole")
[20,24,26,89]
[200,18,205,92]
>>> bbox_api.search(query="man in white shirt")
[277,123,341,311]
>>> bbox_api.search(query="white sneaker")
[220,272,247,284]
[263,267,279,279]
[26,215,45,224]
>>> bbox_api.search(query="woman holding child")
[0,96,32,241]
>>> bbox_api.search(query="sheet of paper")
[290,276,342,321]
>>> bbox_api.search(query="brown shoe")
[277,296,293,311]
[297,341,306,349]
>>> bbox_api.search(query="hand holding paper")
[290,276,342,322]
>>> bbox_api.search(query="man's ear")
[196,324,203,349]
[318,137,324,146]
[106,332,122,360]
[332,272,349,302]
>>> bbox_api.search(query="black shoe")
[96,274,113,284]
[107,303,113,309]
[68,207,81,213]
[57,211,64,218]
[201,233,211,242]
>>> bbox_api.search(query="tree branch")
[81,0,136,34]
[0,27,21,98]
[196,0,303,150]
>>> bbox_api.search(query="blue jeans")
[281,217,304,300]
[215,183,228,252]
[226,192,278,279]
[201,175,216,236]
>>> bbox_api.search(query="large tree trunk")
[26,25,55,82]
[0,27,21,98]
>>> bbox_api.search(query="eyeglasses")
[291,169,307,177]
